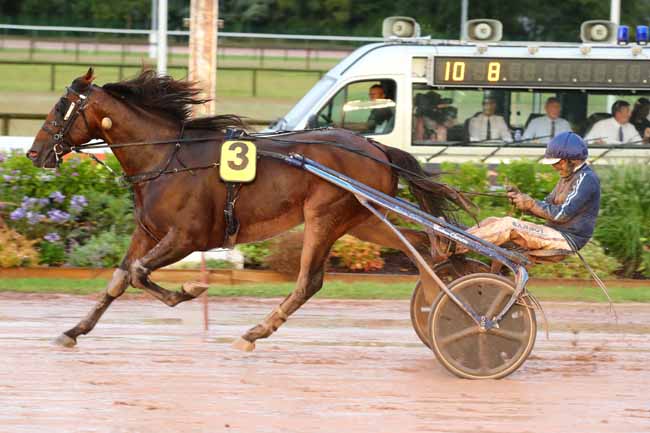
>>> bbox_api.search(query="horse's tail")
[383,146,477,220]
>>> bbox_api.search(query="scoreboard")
[432,56,650,89]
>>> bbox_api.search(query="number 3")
[227,142,249,170]
[220,140,257,182]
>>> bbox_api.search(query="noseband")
[40,85,92,164]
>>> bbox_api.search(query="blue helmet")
[541,132,588,164]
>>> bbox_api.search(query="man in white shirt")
[585,100,641,145]
[523,97,572,143]
[468,97,512,142]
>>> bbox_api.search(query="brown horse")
[28,68,470,351]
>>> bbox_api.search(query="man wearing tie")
[523,97,571,143]
[585,100,641,145]
[468,96,512,142]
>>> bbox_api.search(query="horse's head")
[28,68,99,168]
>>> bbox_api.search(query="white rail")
[0,24,384,42]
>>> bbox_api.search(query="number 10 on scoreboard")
[444,61,501,82]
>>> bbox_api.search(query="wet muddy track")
[1,293,649,433]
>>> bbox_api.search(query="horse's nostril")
[27,151,38,160]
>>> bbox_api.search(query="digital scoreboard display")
[432,57,650,89]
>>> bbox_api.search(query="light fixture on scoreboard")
[636,25,649,45]
[430,56,650,89]
[580,20,617,44]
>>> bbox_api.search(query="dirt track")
[1,293,649,433]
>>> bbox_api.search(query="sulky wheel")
[410,258,490,349]
[429,273,536,380]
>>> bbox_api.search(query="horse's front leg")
[53,228,155,347]
[129,228,208,307]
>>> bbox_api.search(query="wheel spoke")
[490,328,528,343]
[439,326,479,347]
[485,288,511,318]
[478,333,489,373]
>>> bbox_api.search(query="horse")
[27,68,472,351]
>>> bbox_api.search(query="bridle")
[40,85,93,165]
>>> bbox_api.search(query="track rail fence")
[0,59,325,96]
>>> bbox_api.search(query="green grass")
[0,62,321,97]
[1,277,649,302]
[0,55,322,135]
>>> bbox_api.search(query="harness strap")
[222,128,243,248]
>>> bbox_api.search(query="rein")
[70,128,445,187]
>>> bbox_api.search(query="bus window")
[310,79,396,135]
[583,94,650,144]
[412,85,512,145]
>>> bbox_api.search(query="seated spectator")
[468,97,512,142]
[585,100,641,145]
[414,92,456,142]
[631,98,650,144]
[366,84,394,134]
[523,97,572,143]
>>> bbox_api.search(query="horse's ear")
[84,67,96,83]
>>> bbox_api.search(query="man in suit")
[585,100,641,144]
[523,97,572,143]
[468,96,512,142]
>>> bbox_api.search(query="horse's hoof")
[182,281,209,298]
[52,333,77,348]
[232,337,256,352]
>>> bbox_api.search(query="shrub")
[38,241,66,266]
[528,241,619,279]
[594,165,650,276]
[0,225,39,267]
[237,241,271,267]
[496,160,557,201]
[330,235,384,272]
[67,230,131,268]
[171,259,234,270]
[262,231,304,275]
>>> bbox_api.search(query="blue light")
[618,25,630,45]
[636,25,648,45]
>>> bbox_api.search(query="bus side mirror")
[307,114,319,129]
[580,20,617,44]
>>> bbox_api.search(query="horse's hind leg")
[234,209,360,351]
[129,229,208,307]
[348,216,440,288]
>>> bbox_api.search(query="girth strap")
[223,182,242,248]
[222,128,244,248]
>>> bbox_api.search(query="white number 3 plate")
[219,140,257,182]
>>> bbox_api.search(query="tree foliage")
[2,0,650,41]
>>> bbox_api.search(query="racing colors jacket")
[527,164,601,250]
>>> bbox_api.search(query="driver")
[366,84,394,134]
[456,132,600,254]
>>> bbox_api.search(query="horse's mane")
[102,69,247,131]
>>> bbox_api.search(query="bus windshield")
[412,83,650,147]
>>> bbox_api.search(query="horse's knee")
[106,268,129,297]
[129,259,150,288]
